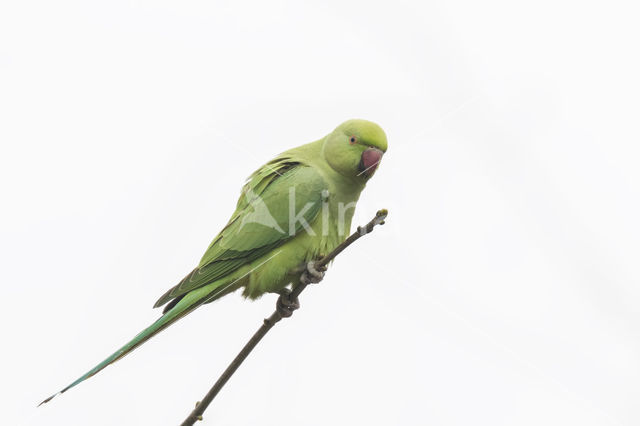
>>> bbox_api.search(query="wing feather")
[153,160,326,308]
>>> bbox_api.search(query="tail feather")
[38,291,205,406]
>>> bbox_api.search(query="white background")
[1,1,639,425]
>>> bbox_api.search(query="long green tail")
[39,282,224,406]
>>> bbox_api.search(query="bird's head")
[323,119,388,181]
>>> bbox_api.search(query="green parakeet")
[40,118,388,404]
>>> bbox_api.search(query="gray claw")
[276,290,300,318]
[301,261,326,285]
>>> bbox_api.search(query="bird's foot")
[276,288,300,318]
[300,261,327,285]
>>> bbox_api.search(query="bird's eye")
[349,136,357,144]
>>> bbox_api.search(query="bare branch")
[180,209,388,426]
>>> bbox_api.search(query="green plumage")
[40,119,388,405]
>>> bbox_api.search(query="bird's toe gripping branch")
[301,261,326,285]
[276,289,300,318]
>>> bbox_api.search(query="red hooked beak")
[358,148,384,178]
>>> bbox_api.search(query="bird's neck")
[293,138,366,195]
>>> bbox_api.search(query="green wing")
[153,160,326,309]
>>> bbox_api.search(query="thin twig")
[180,209,388,426]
